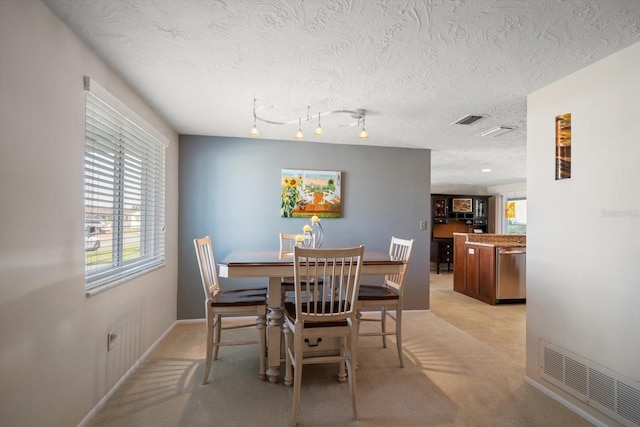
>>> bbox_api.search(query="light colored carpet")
[86,312,592,427]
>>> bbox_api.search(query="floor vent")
[450,114,486,125]
[540,340,640,427]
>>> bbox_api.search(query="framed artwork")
[281,169,342,218]
[452,198,472,213]
[555,113,571,179]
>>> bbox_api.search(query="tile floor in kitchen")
[429,270,526,365]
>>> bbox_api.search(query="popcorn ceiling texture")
[43,0,640,188]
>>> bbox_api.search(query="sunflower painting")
[281,169,341,218]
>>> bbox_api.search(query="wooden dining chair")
[357,236,414,367]
[193,236,267,384]
[283,245,364,426]
[279,232,320,300]
[279,232,298,259]
[279,232,298,299]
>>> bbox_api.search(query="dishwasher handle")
[498,249,526,255]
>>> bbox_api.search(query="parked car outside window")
[85,219,110,234]
[85,234,100,251]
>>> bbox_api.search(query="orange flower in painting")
[287,177,299,188]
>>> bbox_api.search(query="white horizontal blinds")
[84,77,166,291]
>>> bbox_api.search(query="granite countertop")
[454,233,526,248]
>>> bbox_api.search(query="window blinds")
[84,77,167,294]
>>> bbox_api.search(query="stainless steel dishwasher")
[495,247,526,302]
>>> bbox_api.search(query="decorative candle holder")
[299,216,324,248]
[311,221,323,248]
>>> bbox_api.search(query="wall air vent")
[450,114,486,125]
[540,340,640,427]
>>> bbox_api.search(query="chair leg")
[355,311,362,370]
[213,314,222,360]
[283,324,293,387]
[347,327,359,420]
[257,314,267,380]
[338,336,347,382]
[203,316,215,385]
[395,306,404,368]
[291,333,303,427]
[381,307,387,348]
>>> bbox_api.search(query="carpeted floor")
[86,311,593,427]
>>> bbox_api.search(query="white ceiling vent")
[478,126,517,137]
[450,114,486,125]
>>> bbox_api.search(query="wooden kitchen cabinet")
[433,196,448,224]
[453,234,467,292]
[432,194,490,275]
[431,239,453,274]
[454,232,496,304]
[478,245,496,302]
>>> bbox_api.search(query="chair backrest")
[293,245,364,323]
[279,233,298,259]
[385,237,414,293]
[194,236,221,299]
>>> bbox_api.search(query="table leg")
[266,276,283,383]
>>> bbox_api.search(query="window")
[84,77,167,294]
[505,198,526,234]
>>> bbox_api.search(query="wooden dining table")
[218,249,404,383]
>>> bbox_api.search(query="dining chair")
[193,236,267,384]
[279,232,320,300]
[279,232,298,300]
[283,245,364,426]
[357,236,414,367]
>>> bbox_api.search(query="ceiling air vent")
[450,114,486,125]
[478,126,517,137]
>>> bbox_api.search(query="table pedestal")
[266,276,284,383]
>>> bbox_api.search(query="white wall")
[526,41,640,425]
[0,2,179,426]
[487,182,526,194]
[431,184,489,195]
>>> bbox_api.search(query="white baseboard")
[523,376,613,427]
[176,318,206,324]
[77,320,182,427]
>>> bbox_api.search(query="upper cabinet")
[473,197,487,226]
[431,194,490,237]
[433,196,448,224]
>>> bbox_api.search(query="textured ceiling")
[43,0,640,189]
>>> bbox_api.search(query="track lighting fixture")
[249,100,369,141]
[313,112,323,136]
[249,98,259,136]
[294,117,304,140]
[359,115,369,139]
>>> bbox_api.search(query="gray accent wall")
[178,136,432,319]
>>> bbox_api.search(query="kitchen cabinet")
[431,194,489,274]
[431,194,489,232]
[456,240,497,304]
[473,197,488,226]
[433,196,448,224]
[431,239,453,274]
[453,233,467,292]
[463,244,496,304]
[453,233,526,305]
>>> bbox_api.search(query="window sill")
[85,263,164,297]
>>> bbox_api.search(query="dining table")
[218,249,404,383]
